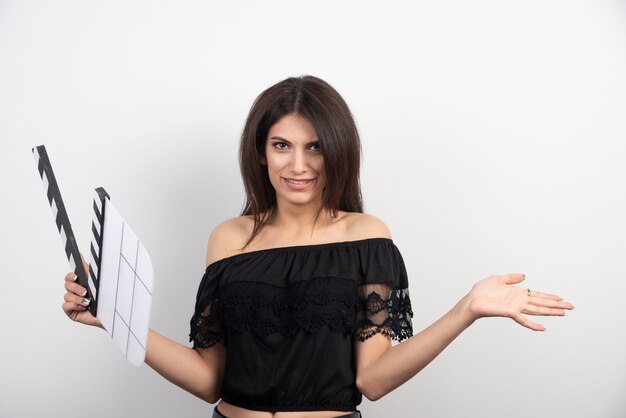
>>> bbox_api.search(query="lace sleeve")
[352,240,413,342]
[355,283,413,342]
[190,299,225,348]
[189,263,227,348]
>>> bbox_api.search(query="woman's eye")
[309,143,321,152]
[273,142,288,150]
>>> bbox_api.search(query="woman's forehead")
[268,114,318,142]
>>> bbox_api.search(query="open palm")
[468,273,573,331]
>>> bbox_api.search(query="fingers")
[529,289,562,301]
[523,304,566,317]
[64,277,88,297]
[530,296,574,310]
[506,274,570,303]
[514,314,546,332]
[63,271,91,320]
[508,276,574,309]
[525,296,574,316]
[504,275,567,301]
[62,269,105,329]
[62,301,88,316]
[65,253,89,283]
[502,273,526,285]
[515,287,575,330]
[64,291,91,308]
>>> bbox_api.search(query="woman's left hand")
[467,273,574,331]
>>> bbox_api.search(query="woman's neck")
[266,201,336,241]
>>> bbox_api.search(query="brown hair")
[239,75,363,246]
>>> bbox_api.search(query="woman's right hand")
[62,266,104,329]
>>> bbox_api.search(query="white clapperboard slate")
[33,145,153,366]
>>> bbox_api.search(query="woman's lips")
[281,177,317,190]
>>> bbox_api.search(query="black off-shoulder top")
[189,238,413,412]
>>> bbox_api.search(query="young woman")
[62,76,574,418]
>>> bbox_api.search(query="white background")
[1,1,625,417]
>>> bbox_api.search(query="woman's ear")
[260,155,267,165]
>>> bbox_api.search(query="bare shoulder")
[341,212,392,241]
[206,216,254,266]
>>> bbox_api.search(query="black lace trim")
[190,283,413,348]
[354,289,413,342]
[190,311,225,348]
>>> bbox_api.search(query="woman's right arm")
[61,220,247,401]
[62,264,226,404]
[145,328,225,403]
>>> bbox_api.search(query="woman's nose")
[290,148,307,173]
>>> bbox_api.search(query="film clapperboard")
[33,145,153,366]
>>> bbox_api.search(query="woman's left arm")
[355,273,574,401]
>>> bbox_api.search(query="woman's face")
[263,113,326,210]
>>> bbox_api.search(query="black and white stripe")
[32,145,96,315]
[88,187,109,314]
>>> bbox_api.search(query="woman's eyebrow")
[270,136,319,146]
[269,136,291,143]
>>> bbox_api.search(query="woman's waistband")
[212,407,362,418]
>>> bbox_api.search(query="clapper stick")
[33,145,154,366]
[88,187,109,314]
[32,145,97,316]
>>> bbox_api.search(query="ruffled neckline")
[206,237,394,269]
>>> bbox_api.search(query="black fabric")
[190,238,413,411]
[212,407,362,418]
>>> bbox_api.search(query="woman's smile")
[281,177,317,190]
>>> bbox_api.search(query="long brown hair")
[239,75,363,246]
